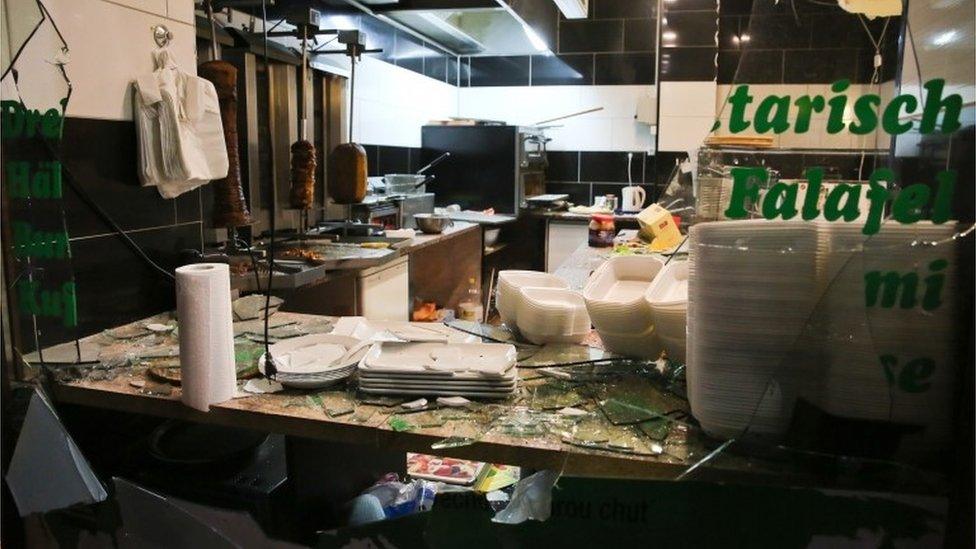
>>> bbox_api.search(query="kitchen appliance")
[420,125,548,214]
[349,200,399,230]
[622,186,647,212]
[392,193,435,229]
[383,174,429,195]
[382,151,452,194]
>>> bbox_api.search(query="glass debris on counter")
[597,378,687,425]
[431,436,477,450]
[388,416,415,432]
[516,344,618,368]
[321,391,356,418]
[528,380,587,411]
[232,294,283,321]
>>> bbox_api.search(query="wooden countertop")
[231,223,480,292]
[42,312,946,493]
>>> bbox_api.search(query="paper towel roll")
[176,263,236,411]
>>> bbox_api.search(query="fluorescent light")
[740,33,751,42]
[521,23,548,51]
[932,30,957,46]
[553,0,587,19]
[662,30,677,41]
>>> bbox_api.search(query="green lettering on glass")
[826,79,850,134]
[761,181,798,220]
[892,183,930,224]
[879,355,935,394]
[882,94,917,134]
[12,222,69,259]
[922,259,948,311]
[865,271,918,309]
[15,280,77,327]
[727,85,754,133]
[754,94,791,134]
[863,168,893,236]
[920,78,962,134]
[1,100,63,139]
[849,94,881,135]
[931,170,956,224]
[792,96,825,134]
[6,161,62,199]
[801,168,823,220]
[723,167,767,219]
[823,184,861,222]
[722,79,962,136]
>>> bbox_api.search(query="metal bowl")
[414,214,453,234]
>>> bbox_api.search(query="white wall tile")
[660,81,717,118]
[457,84,656,151]
[546,117,614,151]
[1,0,196,120]
[351,56,457,147]
[658,115,715,152]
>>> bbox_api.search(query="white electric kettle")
[621,186,646,212]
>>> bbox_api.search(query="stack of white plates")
[583,255,664,359]
[807,221,960,444]
[515,287,591,344]
[687,220,819,439]
[647,260,689,362]
[358,342,518,398]
[495,271,568,328]
[258,334,368,389]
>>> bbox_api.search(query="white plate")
[359,379,517,391]
[361,342,517,376]
[359,386,514,399]
[259,334,367,375]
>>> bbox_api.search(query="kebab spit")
[198,1,252,229]
[289,26,316,230]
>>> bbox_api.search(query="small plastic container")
[588,214,616,248]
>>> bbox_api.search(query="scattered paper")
[402,398,428,410]
[557,407,589,416]
[436,396,471,408]
[243,378,283,394]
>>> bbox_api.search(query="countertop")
[40,311,946,493]
[231,223,480,292]
[525,210,640,222]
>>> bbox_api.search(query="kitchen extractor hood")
[380,6,548,55]
[552,0,587,19]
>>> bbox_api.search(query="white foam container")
[496,270,569,327]
[583,255,664,333]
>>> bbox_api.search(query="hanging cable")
[260,0,277,379]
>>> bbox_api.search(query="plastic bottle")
[458,277,484,322]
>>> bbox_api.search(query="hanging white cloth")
[133,50,228,198]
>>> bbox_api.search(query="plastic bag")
[491,470,559,524]
[362,473,438,520]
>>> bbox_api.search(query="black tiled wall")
[8,118,204,350]
[717,0,901,84]
[361,144,424,176]
[462,0,657,86]
[659,0,719,82]
[545,150,681,207]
